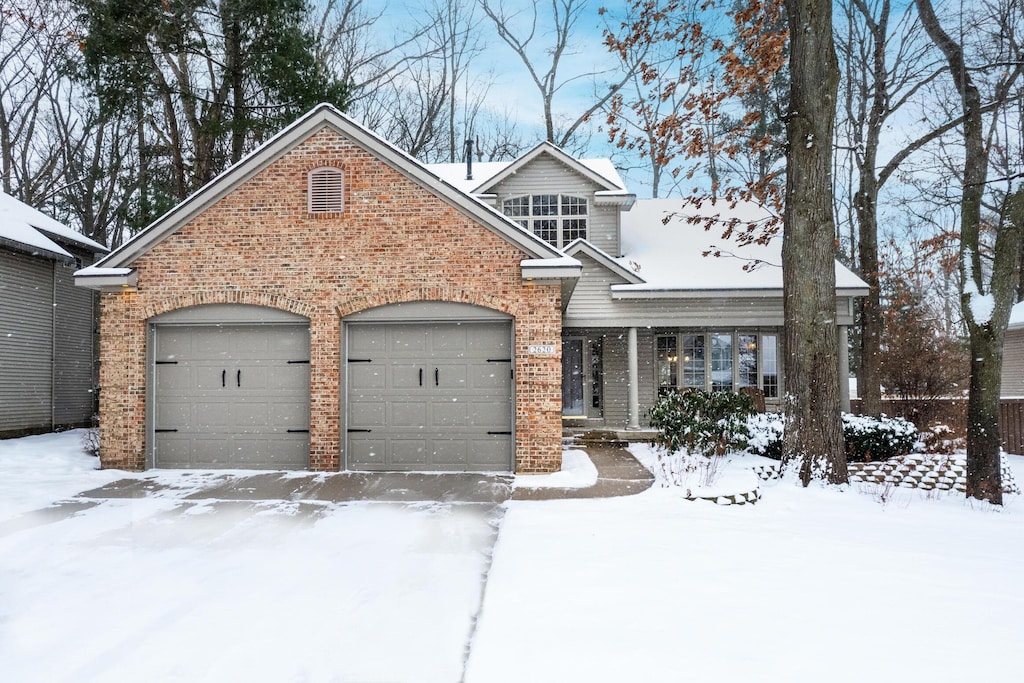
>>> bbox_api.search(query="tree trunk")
[781,0,848,485]
[855,181,883,416]
[918,0,1019,505]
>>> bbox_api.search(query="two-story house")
[76,104,865,473]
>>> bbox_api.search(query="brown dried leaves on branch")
[603,0,787,243]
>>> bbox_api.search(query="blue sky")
[378,0,652,191]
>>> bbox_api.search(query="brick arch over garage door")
[336,286,522,319]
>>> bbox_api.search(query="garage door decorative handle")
[222,369,226,387]
[435,368,439,386]
[237,369,241,387]
[419,368,423,386]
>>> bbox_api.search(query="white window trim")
[655,330,781,398]
[502,194,588,249]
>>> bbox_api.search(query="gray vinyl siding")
[565,292,856,328]
[485,155,621,255]
[1002,328,1024,397]
[53,251,97,426]
[0,251,54,432]
[564,253,631,320]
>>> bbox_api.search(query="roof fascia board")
[0,235,74,263]
[97,104,564,269]
[74,268,138,291]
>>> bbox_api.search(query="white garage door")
[346,322,513,471]
[153,323,310,468]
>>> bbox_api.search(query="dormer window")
[308,167,344,214]
[503,194,587,249]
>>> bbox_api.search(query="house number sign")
[528,344,557,355]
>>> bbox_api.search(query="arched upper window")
[308,167,345,214]
[502,194,587,248]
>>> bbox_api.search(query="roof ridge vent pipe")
[464,137,474,181]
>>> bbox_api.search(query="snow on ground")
[466,455,1024,682]
[0,432,499,682]
[0,430,124,517]
[513,449,598,489]
[3,431,1024,682]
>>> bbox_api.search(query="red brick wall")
[98,127,563,473]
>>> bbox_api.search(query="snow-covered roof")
[0,191,107,259]
[1009,302,1024,329]
[614,198,868,296]
[426,152,629,198]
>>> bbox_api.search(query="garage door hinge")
[348,358,373,363]
[347,428,373,433]
[154,428,178,433]
[154,360,178,365]
[487,358,512,363]
[287,429,310,433]
[487,431,512,435]
[287,360,310,364]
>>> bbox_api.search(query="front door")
[562,338,585,416]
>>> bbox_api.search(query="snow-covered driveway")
[0,432,505,682]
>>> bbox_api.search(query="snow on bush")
[647,389,756,457]
[744,412,918,462]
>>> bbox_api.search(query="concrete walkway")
[513,446,655,500]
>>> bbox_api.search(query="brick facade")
[97,127,563,473]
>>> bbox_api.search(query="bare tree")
[480,0,634,150]
[834,0,944,416]
[601,1,713,197]
[917,0,1024,505]
[0,0,73,203]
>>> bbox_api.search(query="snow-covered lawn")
[465,450,1024,682]
[2,431,1023,682]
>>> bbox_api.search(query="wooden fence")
[849,397,1024,455]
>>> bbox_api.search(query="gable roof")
[613,198,869,298]
[564,239,645,285]
[0,191,107,261]
[87,104,568,273]
[427,142,632,202]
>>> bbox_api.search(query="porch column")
[627,326,641,430]
[839,325,851,412]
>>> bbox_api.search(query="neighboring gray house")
[428,142,868,432]
[1002,303,1024,397]
[0,191,108,437]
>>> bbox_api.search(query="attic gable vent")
[308,167,345,214]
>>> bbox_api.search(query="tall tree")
[481,0,635,151]
[917,0,1024,505]
[76,0,349,226]
[781,0,848,484]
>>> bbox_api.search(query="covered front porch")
[561,326,853,430]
